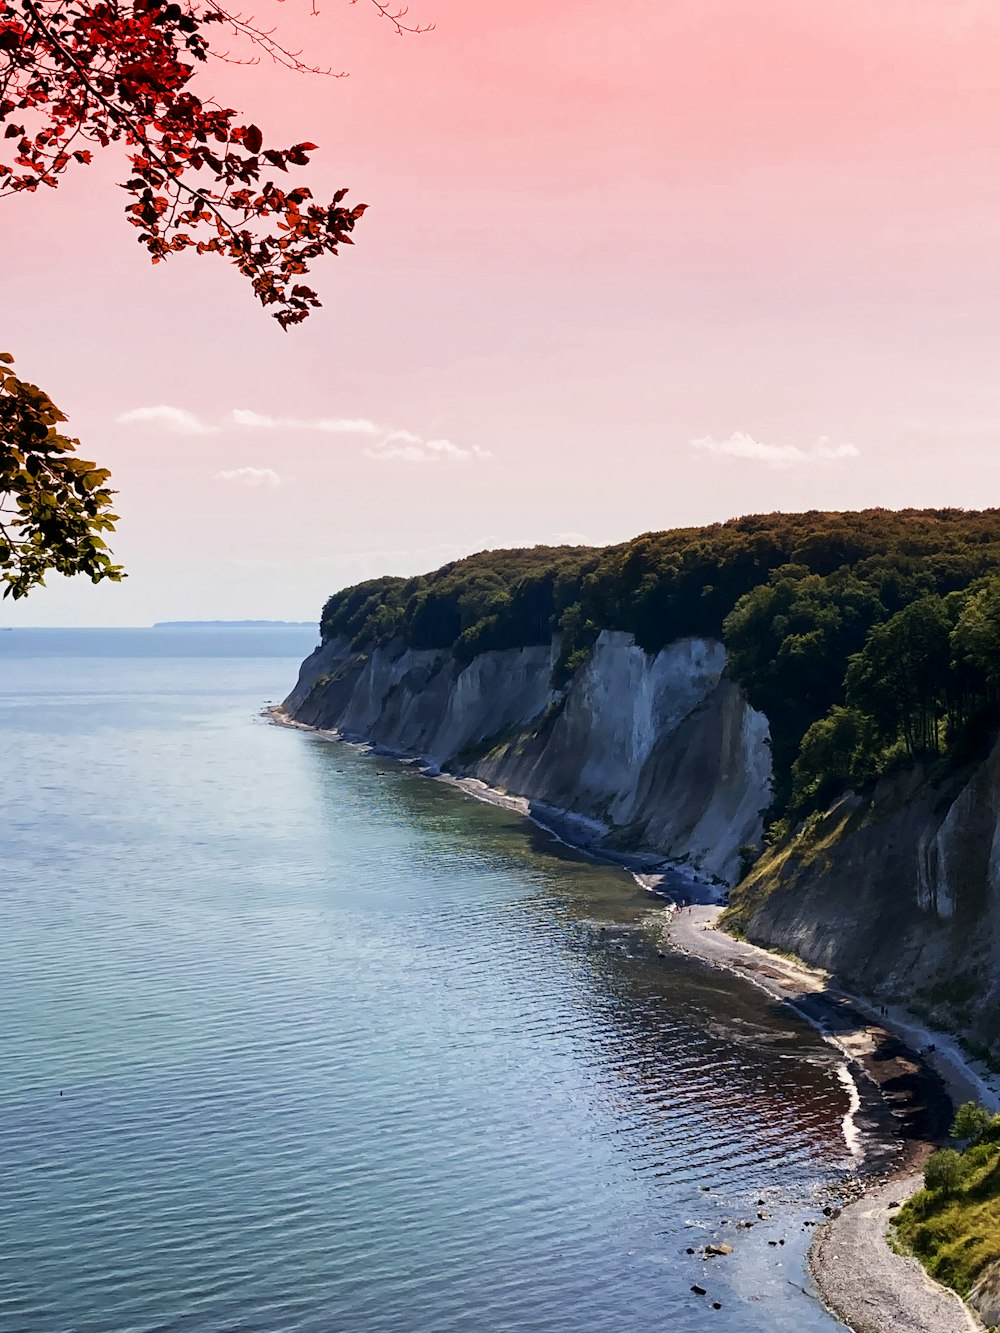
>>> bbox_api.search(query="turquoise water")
[0,629,848,1332]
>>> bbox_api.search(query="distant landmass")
[153,620,317,629]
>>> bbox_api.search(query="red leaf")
[244,124,263,154]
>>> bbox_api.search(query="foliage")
[723,565,885,803]
[844,596,956,756]
[320,546,598,664]
[0,0,418,594]
[0,353,123,597]
[893,1103,1000,1296]
[923,1148,970,1194]
[952,578,1000,699]
[319,509,1000,821]
[952,1101,1000,1145]
[0,0,419,327]
[735,843,760,882]
[788,706,880,817]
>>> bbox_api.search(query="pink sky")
[5,0,1000,624]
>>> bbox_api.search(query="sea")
[0,627,851,1332]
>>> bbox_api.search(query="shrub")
[952,1101,997,1145]
[924,1148,970,1194]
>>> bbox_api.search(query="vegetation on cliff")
[319,509,1000,823]
[892,1102,1000,1301]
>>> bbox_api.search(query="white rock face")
[742,730,1000,1063]
[971,1261,1000,1329]
[557,632,728,816]
[283,629,773,884]
[433,645,558,766]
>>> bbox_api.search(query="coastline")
[666,907,996,1332]
[271,708,997,1332]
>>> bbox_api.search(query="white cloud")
[364,431,492,464]
[812,435,861,460]
[216,466,282,488]
[689,431,860,469]
[228,409,381,435]
[118,402,487,464]
[117,405,215,435]
[229,409,279,429]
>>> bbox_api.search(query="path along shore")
[666,904,997,1333]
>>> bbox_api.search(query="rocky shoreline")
[667,906,988,1333]
[809,1169,980,1333]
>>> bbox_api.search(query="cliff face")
[283,630,772,884]
[971,1261,1000,1329]
[728,738,1000,1064]
[286,626,1000,1057]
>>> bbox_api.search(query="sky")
[5,0,1000,624]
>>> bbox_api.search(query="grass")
[892,1126,1000,1298]
[720,795,865,936]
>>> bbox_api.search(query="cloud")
[230,409,484,462]
[228,409,381,435]
[117,405,215,435]
[364,431,493,464]
[215,466,282,488]
[689,431,860,469]
[117,402,488,464]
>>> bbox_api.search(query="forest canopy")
[319,509,1000,821]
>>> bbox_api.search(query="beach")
[667,904,997,1333]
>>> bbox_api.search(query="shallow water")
[0,629,847,1331]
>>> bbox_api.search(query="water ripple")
[0,633,848,1332]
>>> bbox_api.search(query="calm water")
[0,629,849,1333]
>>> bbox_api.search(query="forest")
[319,509,1000,823]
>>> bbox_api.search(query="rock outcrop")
[970,1260,1000,1329]
[728,737,1000,1065]
[283,630,772,884]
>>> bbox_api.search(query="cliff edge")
[283,629,771,885]
[725,737,1000,1067]
[285,619,1000,1064]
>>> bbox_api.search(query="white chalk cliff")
[283,630,772,884]
[285,626,1000,1057]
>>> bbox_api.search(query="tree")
[723,564,885,805]
[0,353,123,597]
[845,596,954,756]
[788,705,879,816]
[0,0,425,594]
[952,576,1000,700]
[923,1148,969,1195]
[951,1101,998,1145]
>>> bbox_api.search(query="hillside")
[891,1106,1000,1327]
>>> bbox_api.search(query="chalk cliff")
[727,736,1000,1064]
[285,624,1000,1059]
[283,630,772,884]
[971,1261,1000,1329]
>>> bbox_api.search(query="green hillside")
[892,1104,1000,1306]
